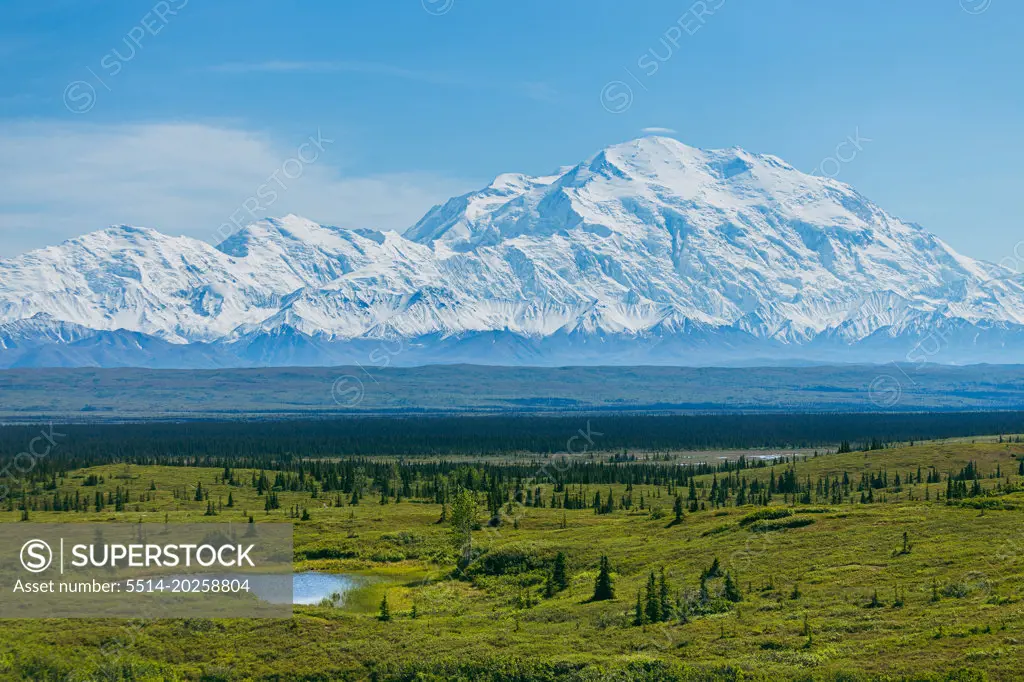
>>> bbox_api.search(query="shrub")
[466,544,551,577]
[739,508,793,527]
[748,517,816,533]
[299,542,359,560]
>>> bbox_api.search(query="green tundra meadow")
[2,432,1024,681]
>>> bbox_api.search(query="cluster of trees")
[622,558,743,627]
[634,568,672,625]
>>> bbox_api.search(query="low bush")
[747,517,816,533]
[739,508,793,526]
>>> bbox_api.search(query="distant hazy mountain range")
[3,136,1024,369]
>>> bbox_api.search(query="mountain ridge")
[2,135,1022,369]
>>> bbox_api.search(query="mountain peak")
[404,136,849,251]
[608,134,696,153]
[217,214,387,258]
[594,136,811,187]
[78,224,163,244]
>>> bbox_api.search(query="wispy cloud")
[641,127,677,135]
[210,60,560,102]
[0,121,477,257]
[0,93,35,106]
[518,81,560,103]
[209,60,461,86]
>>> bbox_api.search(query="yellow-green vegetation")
[3,440,1024,680]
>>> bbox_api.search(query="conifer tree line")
[7,448,1023,515]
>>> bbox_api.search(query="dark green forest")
[4,412,1024,462]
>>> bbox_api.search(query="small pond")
[131,571,371,606]
[291,571,364,606]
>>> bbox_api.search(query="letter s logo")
[20,539,53,573]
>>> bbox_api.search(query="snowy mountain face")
[3,136,1024,369]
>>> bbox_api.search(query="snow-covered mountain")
[3,135,1024,369]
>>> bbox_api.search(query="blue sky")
[0,0,1021,264]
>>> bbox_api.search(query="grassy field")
[2,439,1024,680]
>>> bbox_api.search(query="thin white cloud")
[209,60,460,86]
[209,61,560,102]
[0,93,35,105]
[641,127,677,135]
[0,121,477,257]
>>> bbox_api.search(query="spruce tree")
[633,589,645,626]
[645,571,660,623]
[673,495,684,524]
[592,556,614,601]
[723,571,742,602]
[378,594,391,621]
[552,552,568,592]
